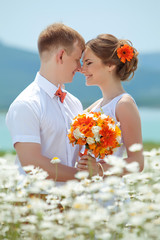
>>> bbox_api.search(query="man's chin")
[65,79,73,84]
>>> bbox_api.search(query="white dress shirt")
[6,72,83,175]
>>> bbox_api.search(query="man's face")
[61,41,83,84]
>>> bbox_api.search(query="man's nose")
[80,65,86,73]
[77,62,82,72]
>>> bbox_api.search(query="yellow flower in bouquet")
[68,112,122,159]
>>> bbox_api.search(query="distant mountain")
[0,42,40,109]
[0,41,160,110]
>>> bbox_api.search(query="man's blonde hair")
[38,23,85,57]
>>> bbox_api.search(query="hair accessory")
[117,44,134,63]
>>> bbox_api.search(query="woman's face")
[81,47,108,86]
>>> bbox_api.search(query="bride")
[77,34,144,176]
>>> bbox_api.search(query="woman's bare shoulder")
[116,94,139,121]
[84,98,102,113]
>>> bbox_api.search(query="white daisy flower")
[50,157,61,164]
[125,161,140,173]
[129,143,143,152]
[75,171,89,180]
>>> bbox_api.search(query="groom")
[6,23,85,182]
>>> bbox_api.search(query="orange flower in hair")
[117,44,134,63]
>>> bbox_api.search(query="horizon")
[1,0,160,54]
[1,40,160,55]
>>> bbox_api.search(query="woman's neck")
[99,79,125,106]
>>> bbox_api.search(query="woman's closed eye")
[86,62,92,66]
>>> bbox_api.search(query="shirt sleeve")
[76,98,83,113]
[72,95,84,114]
[6,100,41,146]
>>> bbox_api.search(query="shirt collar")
[34,72,66,98]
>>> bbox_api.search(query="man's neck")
[39,67,60,87]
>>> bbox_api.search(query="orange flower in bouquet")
[68,112,122,159]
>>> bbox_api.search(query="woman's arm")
[77,95,144,176]
[116,95,144,172]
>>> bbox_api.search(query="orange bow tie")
[55,86,67,103]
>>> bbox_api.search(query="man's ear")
[56,49,65,64]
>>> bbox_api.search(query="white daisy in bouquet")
[68,111,122,159]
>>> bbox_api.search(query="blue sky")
[1,0,160,53]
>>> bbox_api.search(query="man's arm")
[15,142,78,182]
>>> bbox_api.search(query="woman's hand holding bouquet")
[68,112,122,177]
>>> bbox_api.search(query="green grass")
[143,141,160,151]
[0,150,16,157]
[0,142,159,157]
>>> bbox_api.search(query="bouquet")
[68,112,122,159]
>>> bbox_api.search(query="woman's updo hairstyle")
[86,34,138,81]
